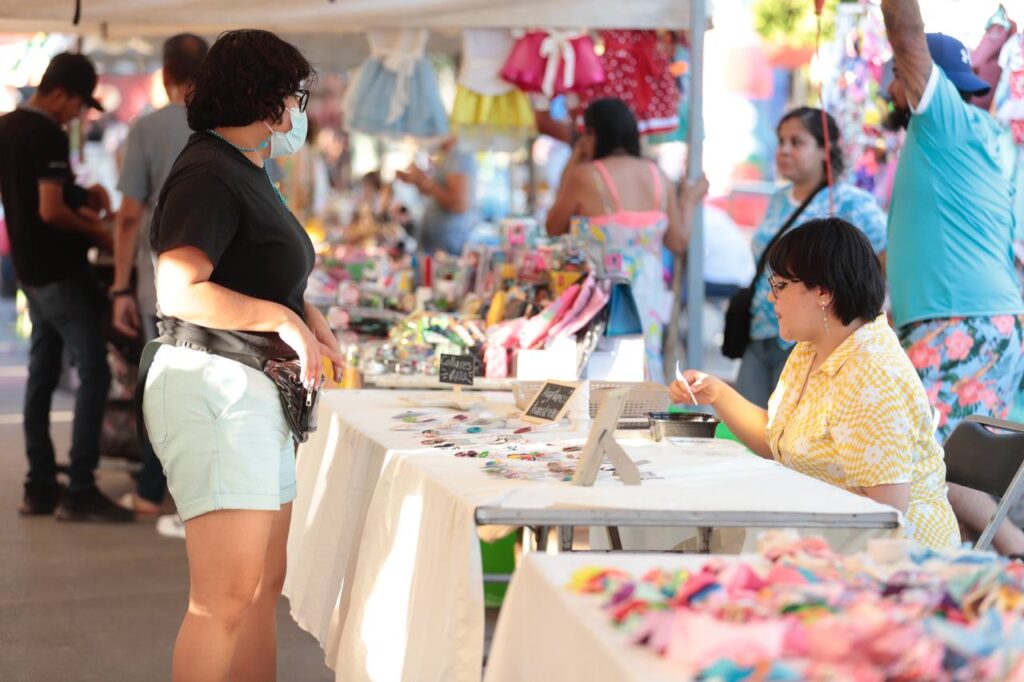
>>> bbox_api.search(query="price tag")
[604,252,624,276]
[522,381,578,424]
[438,354,475,387]
[507,222,526,246]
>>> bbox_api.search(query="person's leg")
[901,316,1024,554]
[132,314,167,509]
[173,509,276,682]
[52,277,112,492]
[734,340,772,408]
[228,503,293,682]
[21,288,64,493]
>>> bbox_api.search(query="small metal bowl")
[647,412,719,441]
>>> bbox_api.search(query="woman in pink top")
[546,98,691,381]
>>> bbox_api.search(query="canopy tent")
[0,0,695,37]
[0,0,711,372]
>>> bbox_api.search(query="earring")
[820,302,831,334]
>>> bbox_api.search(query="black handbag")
[262,359,323,444]
[721,183,826,360]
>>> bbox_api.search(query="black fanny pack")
[137,334,324,447]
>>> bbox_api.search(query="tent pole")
[685,0,708,373]
[667,0,707,378]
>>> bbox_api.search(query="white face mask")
[264,107,307,158]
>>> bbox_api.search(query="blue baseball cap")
[926,33,991,95]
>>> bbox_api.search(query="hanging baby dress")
[344,29,449,139]
[997,34,1024,145]
[500,29,605,103]
[451,29,536,151]
[577,30,680,136]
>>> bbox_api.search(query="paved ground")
[0,298,332,682]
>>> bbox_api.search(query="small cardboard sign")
[573,387,639,486]
[522,381,578,424]
[439,354,475,387]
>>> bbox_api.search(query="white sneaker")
[156,514,186,539]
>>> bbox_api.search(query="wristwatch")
[110,287,133,299]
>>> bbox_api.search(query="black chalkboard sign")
[439,354,475,386]
[523,381,578,423]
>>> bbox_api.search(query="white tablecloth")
[285,390,900,682]
[484,553,740,682]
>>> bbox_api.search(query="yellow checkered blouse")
[767,315,960,549]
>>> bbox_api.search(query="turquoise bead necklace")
[206,128,287,206]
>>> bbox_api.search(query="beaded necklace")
[206,128,287,206]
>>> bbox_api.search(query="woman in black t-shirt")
[141,30,343,682]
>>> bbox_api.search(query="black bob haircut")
[778,106,846,179]
[186,29,314,132]
[766,217,885,326]
[583,98,641,160]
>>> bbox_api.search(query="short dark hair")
[767,217,885,326]
[778,107,846,179]
[163,33,208,86]
[583,98,641,160]
[186,29,314,131]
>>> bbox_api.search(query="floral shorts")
[899,315,1024,443]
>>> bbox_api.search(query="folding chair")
[943,415,1024,551]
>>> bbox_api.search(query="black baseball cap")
[38,52,104,111]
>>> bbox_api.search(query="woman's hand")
[304,302,345,383]
[668,370,724,405]
[568,135,594,166]
[680,174,710,207]
[275,313,324,389]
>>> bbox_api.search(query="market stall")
[285,389,901,682]
[0,0,714,378]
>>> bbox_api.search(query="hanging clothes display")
[451,29,536,151]
[996,33,1024,249]
[646,34,691,144]
[344,29,449,139]
[997,34,1024,145]
[500,30,605,101]
[577,30,680,136]
[973,6,1017,112]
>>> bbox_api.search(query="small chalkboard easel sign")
[439,353,474,399]
[522,381,578,424]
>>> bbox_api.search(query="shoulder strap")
[647,162,666,212]
[749,182,826,286]
[590,165,615,215]
[591,160,624,212]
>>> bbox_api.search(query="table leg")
[522,526,535,555]
[535,526,549,552]
[559,526,573,552]
[698,526,713,553]
[607,526,623,550]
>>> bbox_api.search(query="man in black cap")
[0,52,133,522]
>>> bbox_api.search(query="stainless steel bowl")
[647,412,719,440]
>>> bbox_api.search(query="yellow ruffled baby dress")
[451,29,535,151]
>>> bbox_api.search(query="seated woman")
[672,217,959,549]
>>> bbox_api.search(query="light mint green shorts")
[143,345,296,521]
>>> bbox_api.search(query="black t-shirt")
[151,132,315,362]
[0,108,89,286]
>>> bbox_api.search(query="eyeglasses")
[768,274,800,298]
[295,89,310,113]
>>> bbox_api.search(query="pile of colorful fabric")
[568,537,1024,680]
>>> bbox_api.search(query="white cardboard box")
[513,336,578,381]
[583,335,645,382]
